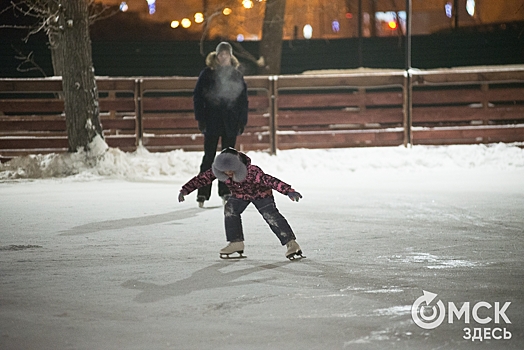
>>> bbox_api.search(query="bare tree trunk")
[258,0,286,75]
[57,0,103,152]
[44,0,64,77]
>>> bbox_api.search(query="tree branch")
[5,0,118,42]
[12,45,47,77]
[199,10,222,56]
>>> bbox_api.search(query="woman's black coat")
[193,54,248,138]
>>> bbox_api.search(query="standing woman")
[193,42,248,207]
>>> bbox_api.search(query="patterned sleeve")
[253,166,293,194]
[180,168,216,195]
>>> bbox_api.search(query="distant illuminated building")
[445,2,453,19]
[466,0,475,17]
[375,11,405,36]
[332,20,340,33]
[146,0,155,15]
[303,24,312,39]
[98,0,524,40]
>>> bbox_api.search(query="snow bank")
[1,142,523,182]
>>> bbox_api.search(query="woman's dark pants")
[198,134,236,200]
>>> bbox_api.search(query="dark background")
[1,21,523,77]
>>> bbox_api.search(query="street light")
[242,0,254,9]
[388,21,397,30]
[303,24,312,39]
[194,12,204,24]
[181,18,192,28]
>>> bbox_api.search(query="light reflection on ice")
[379,252,480,269]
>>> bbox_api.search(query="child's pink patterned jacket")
[181,155,293,201]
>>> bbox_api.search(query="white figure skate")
[219,241,246,259]
[285,240,305,260]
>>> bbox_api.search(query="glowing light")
[194,12,204,24]
[445,2,453,18]
[242,0,254,9]
[146,0,155,15]
[170,20,180,29]
[303,24,312,39]
[119,2,128,12]
[331,20,340,33]
[181,18,191,28]
[345,13,353,19]
[237,34,245,42]
[375,11,406,33]
[223,8,232,16]
[466,0,475,16]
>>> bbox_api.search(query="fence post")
[108,91,116,119]
[480,82,490,122]
[404,0,413,147]
[134,79,143,148]
[403,71,413,147]
[268,75,278,155]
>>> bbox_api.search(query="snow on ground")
[1,142,524,349]
[1,141,523,182]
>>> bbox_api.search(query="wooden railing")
[1,65,523,162]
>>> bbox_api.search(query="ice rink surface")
[1,144,523,349]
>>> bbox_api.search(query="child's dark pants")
[224,196,296,245]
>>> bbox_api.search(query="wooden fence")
[1,65,523,162]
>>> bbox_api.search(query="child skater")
[178,147,304,260]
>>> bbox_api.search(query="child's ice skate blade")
[219,241,246,259]
[220,252,246,259]
[285,240,305,260]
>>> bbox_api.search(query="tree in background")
[59,0,104,152]
[258,0,286,75]
[2,0,115,153]
[199,0,286,75]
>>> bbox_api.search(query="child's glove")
[178,191,185,202]
[287,191,302,202]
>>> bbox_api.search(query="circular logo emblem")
[411,290,446,330]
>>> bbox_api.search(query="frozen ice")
[1,143,523,349]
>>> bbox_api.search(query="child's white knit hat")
[212,152,247,182]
